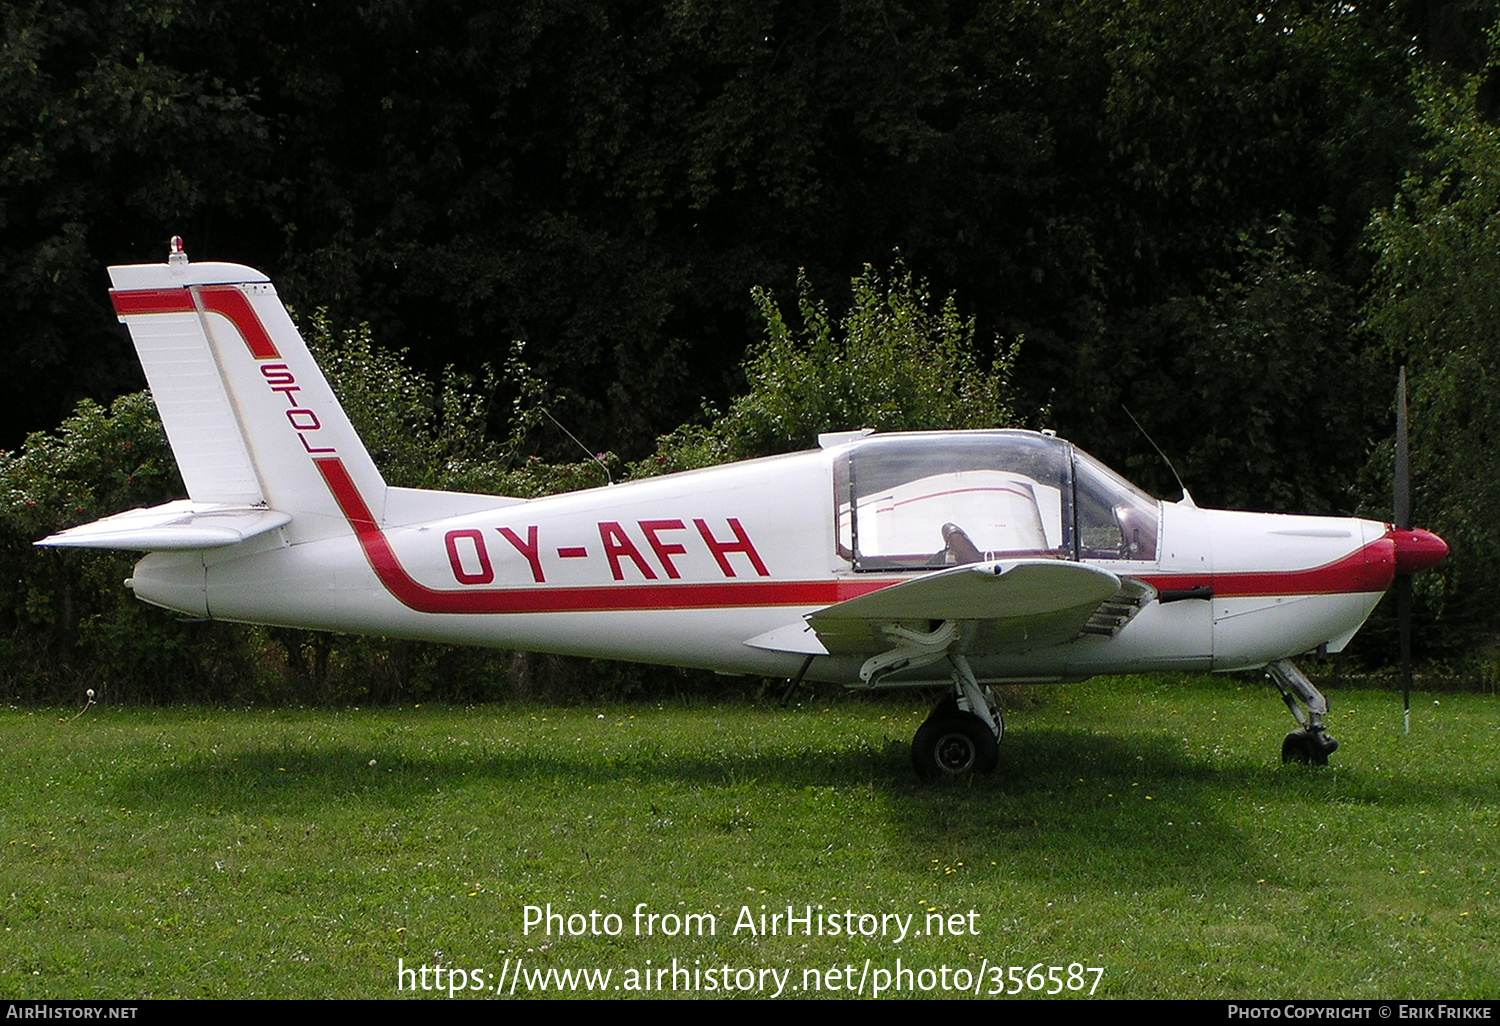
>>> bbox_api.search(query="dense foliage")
[1,0,1426,478]
[2,262,1020,702]
[3,1,1498,695]
[0,313,598,703]
[1362,60,1500,657]
[0,392,250,701]
[643,261,1018,473]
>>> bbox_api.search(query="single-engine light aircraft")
[41,242,1449,778]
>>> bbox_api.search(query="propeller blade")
[1395,368,1413,733]
[1395,367,1411,531]
[1398,574,1412,734]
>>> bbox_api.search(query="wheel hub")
[934,731,978,774]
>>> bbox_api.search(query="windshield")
[1072,448,1159,561]
[833,431,1158,570]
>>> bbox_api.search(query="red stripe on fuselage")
[314,457,884,613]
[1141,537,1395,598]
[117,282,1397,615]
[317,448,1396,615]
[111,288,195,316]
[111,285,282,359]
[197,287,280,358]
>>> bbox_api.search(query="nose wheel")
[1281,727,1338,766]
[1267,659,1338,765]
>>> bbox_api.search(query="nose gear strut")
[1265,658,1339,765]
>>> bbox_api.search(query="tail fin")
[104,242,388,543]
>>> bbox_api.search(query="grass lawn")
[1,674,1496,999]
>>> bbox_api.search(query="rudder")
[108,240,388,543]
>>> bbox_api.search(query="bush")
[2,263,1028,703]
[639,260,1020,475]
[0,392,260,702]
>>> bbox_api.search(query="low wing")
[747,559,1141,658]
[37,501,291,551]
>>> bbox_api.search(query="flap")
[785,559,1123,657]
[812,559,1120,623]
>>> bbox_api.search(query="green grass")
[1,675,1496,999]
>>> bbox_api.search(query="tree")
[641,260,1019,474]
[0,311,601,703]
[1362,57,1500,654]
[0,0,275,439]
[2,0,1419,497]
[1110,214,1377,513]
[0,391,259,701]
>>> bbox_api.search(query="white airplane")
[40,241,1449,778]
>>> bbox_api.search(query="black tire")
[927,692,1006,742]
[1281,728,1331,766]
[912,713,999,779]
[929,692,960,718]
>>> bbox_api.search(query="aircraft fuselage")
[127,443,1403,685]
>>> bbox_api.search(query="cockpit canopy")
[832,431,1159,571]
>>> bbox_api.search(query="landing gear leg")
[910,654,1003,780]
[1265,658,1339,766]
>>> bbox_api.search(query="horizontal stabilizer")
[37,501,291,551]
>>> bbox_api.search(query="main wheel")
[927,692,1006,742]
[1281,728,1331,766]
[912,713,999,779]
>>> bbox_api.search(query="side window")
[1073,453,1160,561]
[835,434,1072,570]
